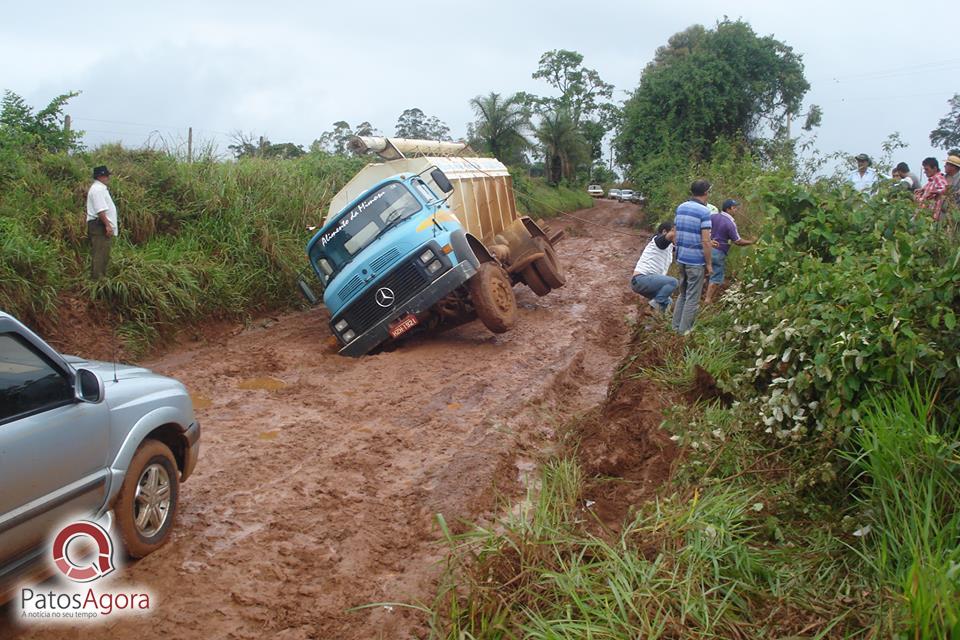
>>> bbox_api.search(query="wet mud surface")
[6,199,648,639]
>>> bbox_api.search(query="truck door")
[0,332,111,566]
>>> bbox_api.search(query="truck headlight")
[419,249,435,264]
[342,329,356,343]
[334,319,349,333]
[427,259,443,274]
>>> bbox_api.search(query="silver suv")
[0,312,199,596]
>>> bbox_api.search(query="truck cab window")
[0,333,73,421]
[310,182,423,280]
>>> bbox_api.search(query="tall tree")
[468,92,530,165]
[394,108,451,140]
[616,20,810,170]
[535,108,589,184]
[930,94,960,151]
[531,50,614,127]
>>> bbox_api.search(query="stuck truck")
[298,136,566,356]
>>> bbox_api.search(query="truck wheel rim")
[492,278,513,312]
[134,463,172,537]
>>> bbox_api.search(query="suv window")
[0,333,73,421]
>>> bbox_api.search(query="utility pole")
[187,127,193,163]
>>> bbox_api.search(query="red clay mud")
[5,200,651,640]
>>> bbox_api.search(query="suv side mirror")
[76,368,105,403]
[430,168,454,194]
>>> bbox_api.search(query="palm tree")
[469,92,531,164]
[535,109,589,184]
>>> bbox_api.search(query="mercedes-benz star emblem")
[375,287,395,308]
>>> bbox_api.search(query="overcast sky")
[3,0,957,174]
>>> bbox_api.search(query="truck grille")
[337,261,428,333]
[337,275,364,302]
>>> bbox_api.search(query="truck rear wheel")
[532,238,565,289]
[469,263,517,334]
[521,264,551,296]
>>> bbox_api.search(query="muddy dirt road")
[7,199,647,639]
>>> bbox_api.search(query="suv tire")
[114,439,180,558]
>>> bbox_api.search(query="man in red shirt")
[915,157,948,222]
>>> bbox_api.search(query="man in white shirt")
[630,221,677,313]
[86,165,118,279]
[847,153,877,193]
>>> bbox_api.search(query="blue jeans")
[631,273,678,310]
[709,249,727,285]
[672,263,706,333]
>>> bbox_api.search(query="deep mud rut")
[7,199,647,640]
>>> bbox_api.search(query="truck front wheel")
[469,263,517,334]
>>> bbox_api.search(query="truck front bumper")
[339,260,478,357]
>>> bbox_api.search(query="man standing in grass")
[704,199,755,304]
[672,179,713,334]
[86,165,117,279]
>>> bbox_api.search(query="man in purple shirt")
[704,199,754,304]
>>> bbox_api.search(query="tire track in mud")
[10,199,647,640]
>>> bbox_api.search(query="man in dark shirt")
[705,199,754,304]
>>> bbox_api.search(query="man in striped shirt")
[672,179,713,334]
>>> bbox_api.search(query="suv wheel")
[114,440,180,558]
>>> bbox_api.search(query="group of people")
[848,152,960,223]
[630,179,753,334]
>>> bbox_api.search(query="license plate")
[388,313,419,339]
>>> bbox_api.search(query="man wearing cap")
[672,179,713,334]
[86,165,118,279]
[944,155,960,211]
[847,154,877,192]
[705,199,755,305]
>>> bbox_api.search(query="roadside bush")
[703,178,960,483]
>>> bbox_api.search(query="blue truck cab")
[306,171,479,356]
[299,136,567,357]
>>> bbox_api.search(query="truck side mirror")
[76,368,105,403]
[297,277,319,305]
[431,168,454,194]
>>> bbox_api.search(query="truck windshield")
[310,182,422,284]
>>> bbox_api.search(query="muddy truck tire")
[532,237,566,289]
[469,262,517,333]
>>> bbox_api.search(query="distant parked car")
[587,184,603,197]
[0,311,200,599]
[630,191,647,205]
[618,189,634,202]
[607,188,621,199]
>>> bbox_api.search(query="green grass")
[842,382,960,638]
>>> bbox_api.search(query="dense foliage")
[708,179,959,471]
[616,20,809,190]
